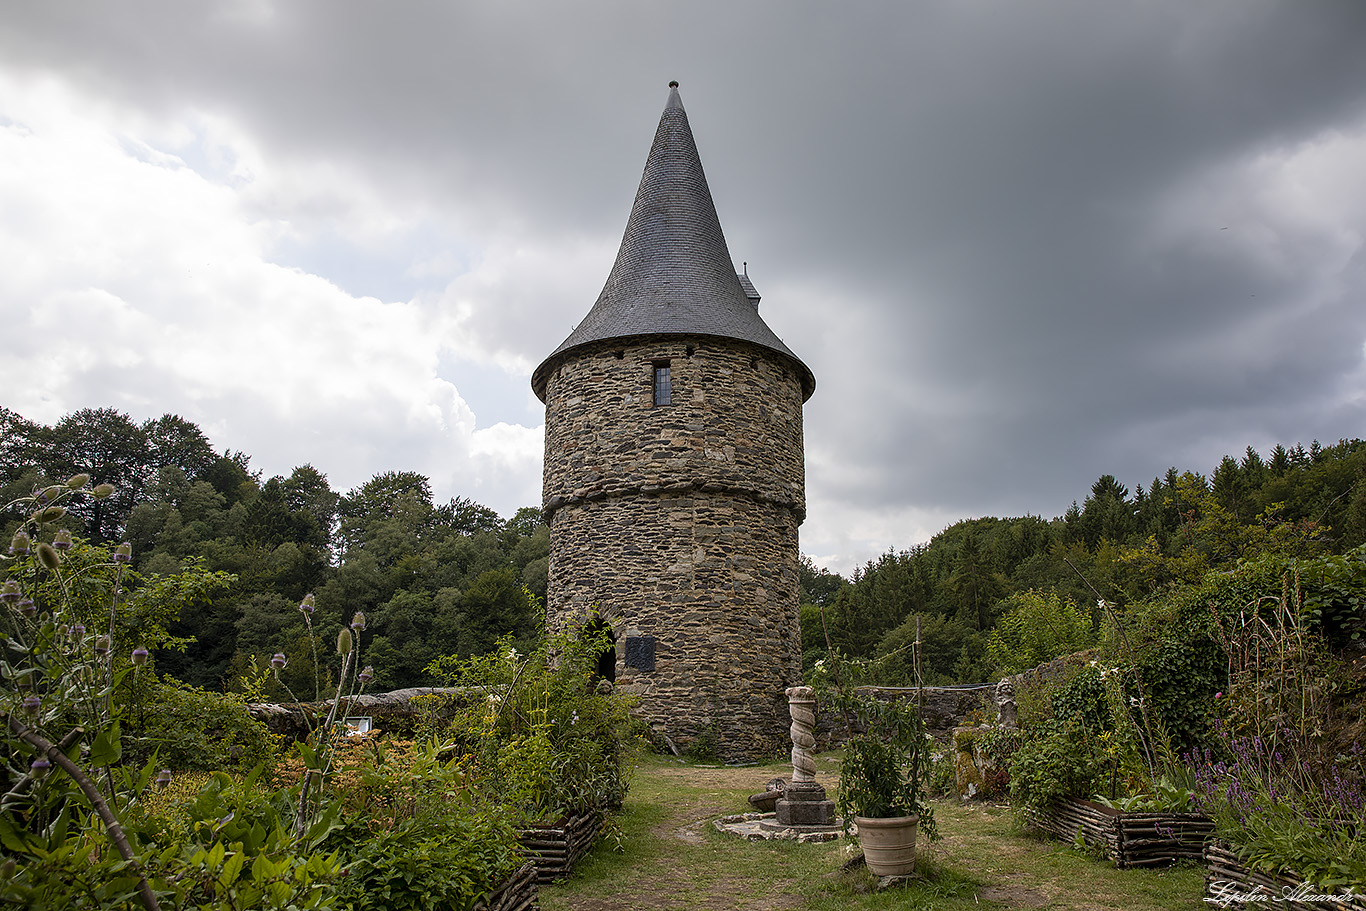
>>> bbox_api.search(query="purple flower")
[270,653,287,671]
[30,758,51,777]
[51,529,73,552]
[112,542,132,563]
[299,594,316,615]
[131,647,149,666]
[0,580,21,603]
[155,769,172,789]
[21,696,40,716]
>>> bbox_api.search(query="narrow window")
[653,362,672,406]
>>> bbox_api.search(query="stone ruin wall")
[541,336,806,760]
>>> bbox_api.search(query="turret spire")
[533,82,813,401]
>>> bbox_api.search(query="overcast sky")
[3,1,1364,575]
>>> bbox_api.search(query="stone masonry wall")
[541,336,807,760]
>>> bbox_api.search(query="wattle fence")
[1027,796,1215,868]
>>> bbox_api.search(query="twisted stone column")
[786,685,818,783]
[769,685,835,828]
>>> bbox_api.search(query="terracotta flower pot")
[855,813,919,876]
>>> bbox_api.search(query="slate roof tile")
[532,83,814,402]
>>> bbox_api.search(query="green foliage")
[1091,769,1196,813]
[1008,718,1105,812]
[874,612,983,685]
[1296,543,1366,644]
[316,740,524,911]
[426,626,639,821]
[129,679,280,776]
[1007,661,1124,810]
[1185,556,1366,888]
[1,479,341,911]
[811,652,938,839]
[328,806,519,911]
[985,590,1096,676]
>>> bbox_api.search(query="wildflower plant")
[1189,577,1366,888]
[1188,729,1365,889]
[265,595,376,839]
[1,480,337,910]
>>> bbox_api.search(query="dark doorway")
[584,614,617,683]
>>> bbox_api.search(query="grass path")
[539,753,1204,911]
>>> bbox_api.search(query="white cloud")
[0,69,543,516]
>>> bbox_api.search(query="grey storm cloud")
[2,0,1364,571]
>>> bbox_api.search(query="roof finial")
[669,80,679,88]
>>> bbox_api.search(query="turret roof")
[532,82,814,402]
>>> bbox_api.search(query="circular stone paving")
[713,812,847,843]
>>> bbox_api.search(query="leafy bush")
[329,805,520,911]
[1189,578,1366,888]
[426,626,639,821]
[318,739,524,911]
[986,590,1096,676]
[129,679,280,775]
[1189,731,1365,889]
[1007,659,1153,810]
[1,480,335,911]
[1008,718,1104,812]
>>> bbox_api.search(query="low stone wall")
[253,681,999,759]
[248,687,464,742]
[812,684,998,750]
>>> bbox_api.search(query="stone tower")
[532,82,815,761]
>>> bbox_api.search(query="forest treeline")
[1,406,546,696]
[4,404,1364,694]
[804,439,1366,684]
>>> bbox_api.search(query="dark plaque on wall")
[624,636,655,672]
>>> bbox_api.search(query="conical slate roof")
[532,82,814,402]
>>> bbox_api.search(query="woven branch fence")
[473,862,539,911]
[519,811,604,884]
[1204,843,1366,910]
[1027,797,1215,867]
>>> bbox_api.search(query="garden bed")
[1204,843,1366,910]
[473,861,539,911]
[518,811,603,883]
[1027,796,1214,867]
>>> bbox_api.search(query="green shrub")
[426,627,640,821]
[328,803,521,911]
[1008,718,1104,811]
[318,740,524,911]
[986,590,1096,677]
[129,679,281,775]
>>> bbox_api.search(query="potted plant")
[814,655,939,877]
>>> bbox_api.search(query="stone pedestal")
[774,780,836,827]
[769,686,836,828]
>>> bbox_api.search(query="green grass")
[539,752,1204,911]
